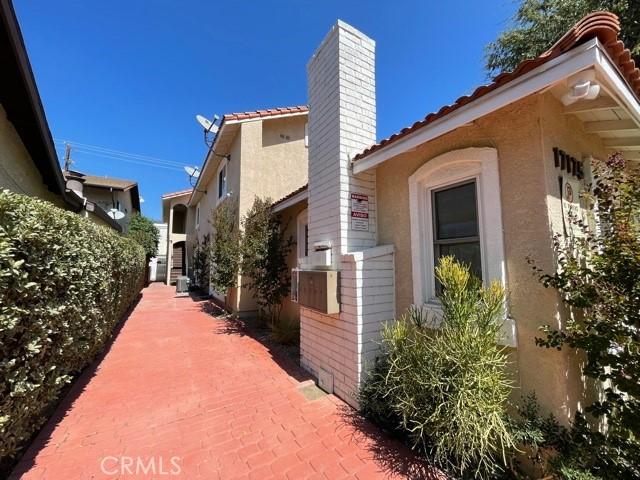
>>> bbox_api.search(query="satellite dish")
[108,208,125,220]
[196,114,219,135]
[184,166,201,178]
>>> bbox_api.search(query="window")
[304,123,309,148]
[195,202,200,230]
[297,209,309,259]
[408,148,506,305]
[432,181,482,284]
[217,162,227,200]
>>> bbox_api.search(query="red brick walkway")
[11,283,436,480]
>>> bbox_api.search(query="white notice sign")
[350,193,369,231]
[351,193,369,213]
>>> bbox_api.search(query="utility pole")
[63,143,73,171]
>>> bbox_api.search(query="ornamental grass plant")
[360,256,514,479]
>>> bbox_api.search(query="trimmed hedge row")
[0,189,145,463]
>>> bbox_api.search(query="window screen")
[432,181,482,282]
[218,164,227,199]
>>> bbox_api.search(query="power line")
[61,148,185,172]
[54,139,187,169]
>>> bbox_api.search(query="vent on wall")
[318,369,334,394]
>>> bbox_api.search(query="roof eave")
[0,1,69,199]
[353,38,605,174]
[272,188,309,212]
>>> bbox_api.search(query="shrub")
[360,257,514,479]
[127,212,159,259]
[0,190,145,466]
[210,199,241,295]
[192,234,211,290]
[509,393,623,480]
[241,197,293,325]
[270,317,300,345]
[528,152,640,478]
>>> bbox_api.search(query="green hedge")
[0,189,145,463]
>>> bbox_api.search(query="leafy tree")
[485,0,640,76]
[241,197,293,325]
[210,200,241,295]
[127,212,159,258]
[529,153,640,478]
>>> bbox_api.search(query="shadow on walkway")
[197,298,444,480]
[198,300,310,384]
[336,405,444,480]
[9,294,142,479]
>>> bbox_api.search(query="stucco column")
[166,204,174,285]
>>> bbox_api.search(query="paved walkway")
[12,283,435,479]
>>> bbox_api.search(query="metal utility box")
[176,276,190,294]
[298,270,340,314]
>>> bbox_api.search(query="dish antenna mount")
[108,208,125,220]
[184,165,201,186]
[196,114,220,147]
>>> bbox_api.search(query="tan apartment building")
[284,12,640,422]
[185,107,309,315]
[161,107,309,309]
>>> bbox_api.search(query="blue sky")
[14,0,516,221]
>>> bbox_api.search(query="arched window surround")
[408,147,507,307]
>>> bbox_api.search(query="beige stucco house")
[63,171,141,232]
[184,107,309,315]
[286,12,640,421]
[0,1,121,231]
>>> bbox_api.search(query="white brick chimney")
[301,21,395,408]
[307,20,377,261]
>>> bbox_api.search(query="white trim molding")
[408,147,515,346]
[354,38,613,174]
[216,158,228,204]
[272,189,308,213]
[296,208,309,259]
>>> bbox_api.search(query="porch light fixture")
[561,70,601,106]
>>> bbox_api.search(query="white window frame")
[304,123,309,148]
[297,208,308,259]
[216,159,228,202]
[409,147,506,307]
[195,202,200,230]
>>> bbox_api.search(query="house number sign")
[350,193,369,231]
[553,147,584,179]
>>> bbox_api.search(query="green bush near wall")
[0,189,145,465]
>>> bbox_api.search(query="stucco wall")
[239,116,308,217]
[82,186,135,232]
[163,194,192,285]
[375,92,606,421]
[0,104,62,205]
[195,115,308,315]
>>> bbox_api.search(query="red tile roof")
[162,188,193,199]
[272,184,308,209]
[223,106,308,122]
[354,11,639,162]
